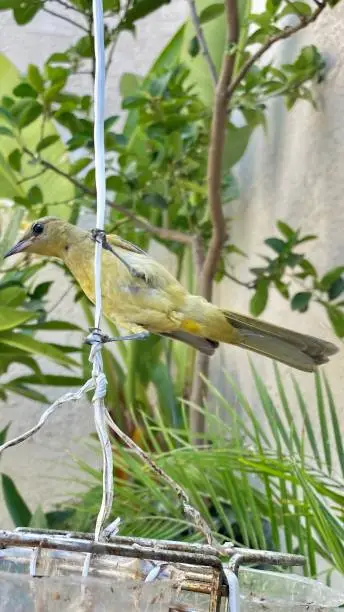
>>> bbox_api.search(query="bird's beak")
[4,237,33,258]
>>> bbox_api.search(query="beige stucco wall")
[0,0,343,542]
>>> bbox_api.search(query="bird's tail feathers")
[223,311,338,372]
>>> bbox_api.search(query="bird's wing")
[106,232,185,293]
[107,234,148,256]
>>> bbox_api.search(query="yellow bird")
[5,216,338,372]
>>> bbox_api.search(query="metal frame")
[0,529,305,611]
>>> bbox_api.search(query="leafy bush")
[52,368,344,580]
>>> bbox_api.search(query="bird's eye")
[32,222,44,236]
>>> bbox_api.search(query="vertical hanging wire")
[92,0,114,535]
[92,0,106,329]
[82,0,114,578]
[91,0,114,543]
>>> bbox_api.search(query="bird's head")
[4,216,74,259]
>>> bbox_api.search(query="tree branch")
[50,0,86,14]
[202,0,239,301]
[227,2,326,98]
[190,0,239,436]
[189,0,328,440]
[186,0,218,85]
[223,270,255,289]
[21,147,193,245]
[42,7,89,32]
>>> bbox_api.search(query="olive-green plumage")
[5,217,338,372]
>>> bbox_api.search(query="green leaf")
[70,157,90,175]
[31,281,52,299]
[11,374,85,387]
[47,52,70,64]
[188,36,200,58]
[0,423,10,445]
[298,258,317,278]
[0,286,26,307]
[0,151,23,198]
[24,320,81,331]
[320,266,344,291]
[0,0,24,8]
[27,64,44,93]
[1,474,32,527]
[122,0,170,28]
[122,95,147,109]
[104,115,119,131]
[279,1,312,17]
[222,171,240,203]
[13,0,42,24]
[250,279,269,316]
[106,175,127,192]
[0,207,25,259]
[4,382,48,403]
[328,277,344,301]
[291,291,312,312]
[274,279,289,299]
[0,333,78,367]
[277,220,295,239]
[17,100,42,129]
[266,0,282,14]
[29,505,48,529]
[8,147,21,172]
[199,3,224,24]
[120,73,141,99]
[223,123,253,169]
[325,305,344,338]
[28,184,43,204]
[324,374,344,478]
[0,125,14,137]
[142,193,168,208]
[36,134,60,152]
[74,35,93,58]
[13,82,37,98]
[0,306,34,330]
[264,237,286,253]
[297,234,317,244]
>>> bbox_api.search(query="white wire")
[224,569,241,612]
[81,0,115,580]
[89,0,114,545]
[92,0,106,329]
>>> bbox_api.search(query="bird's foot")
[85,328,150,345]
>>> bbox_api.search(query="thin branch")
[18,169,47,184]
[105,0,132,75]
[186,0,217,85]
[202,0,239,301]
[42,6,89,32]
[105,32,120,75]
[88,11,96,83]
[105,410,216,547]
[50,0,87,15]
[227,2,326,98]
[190,0,239,433]
[223,270,255,289]
[21,147,193,245]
